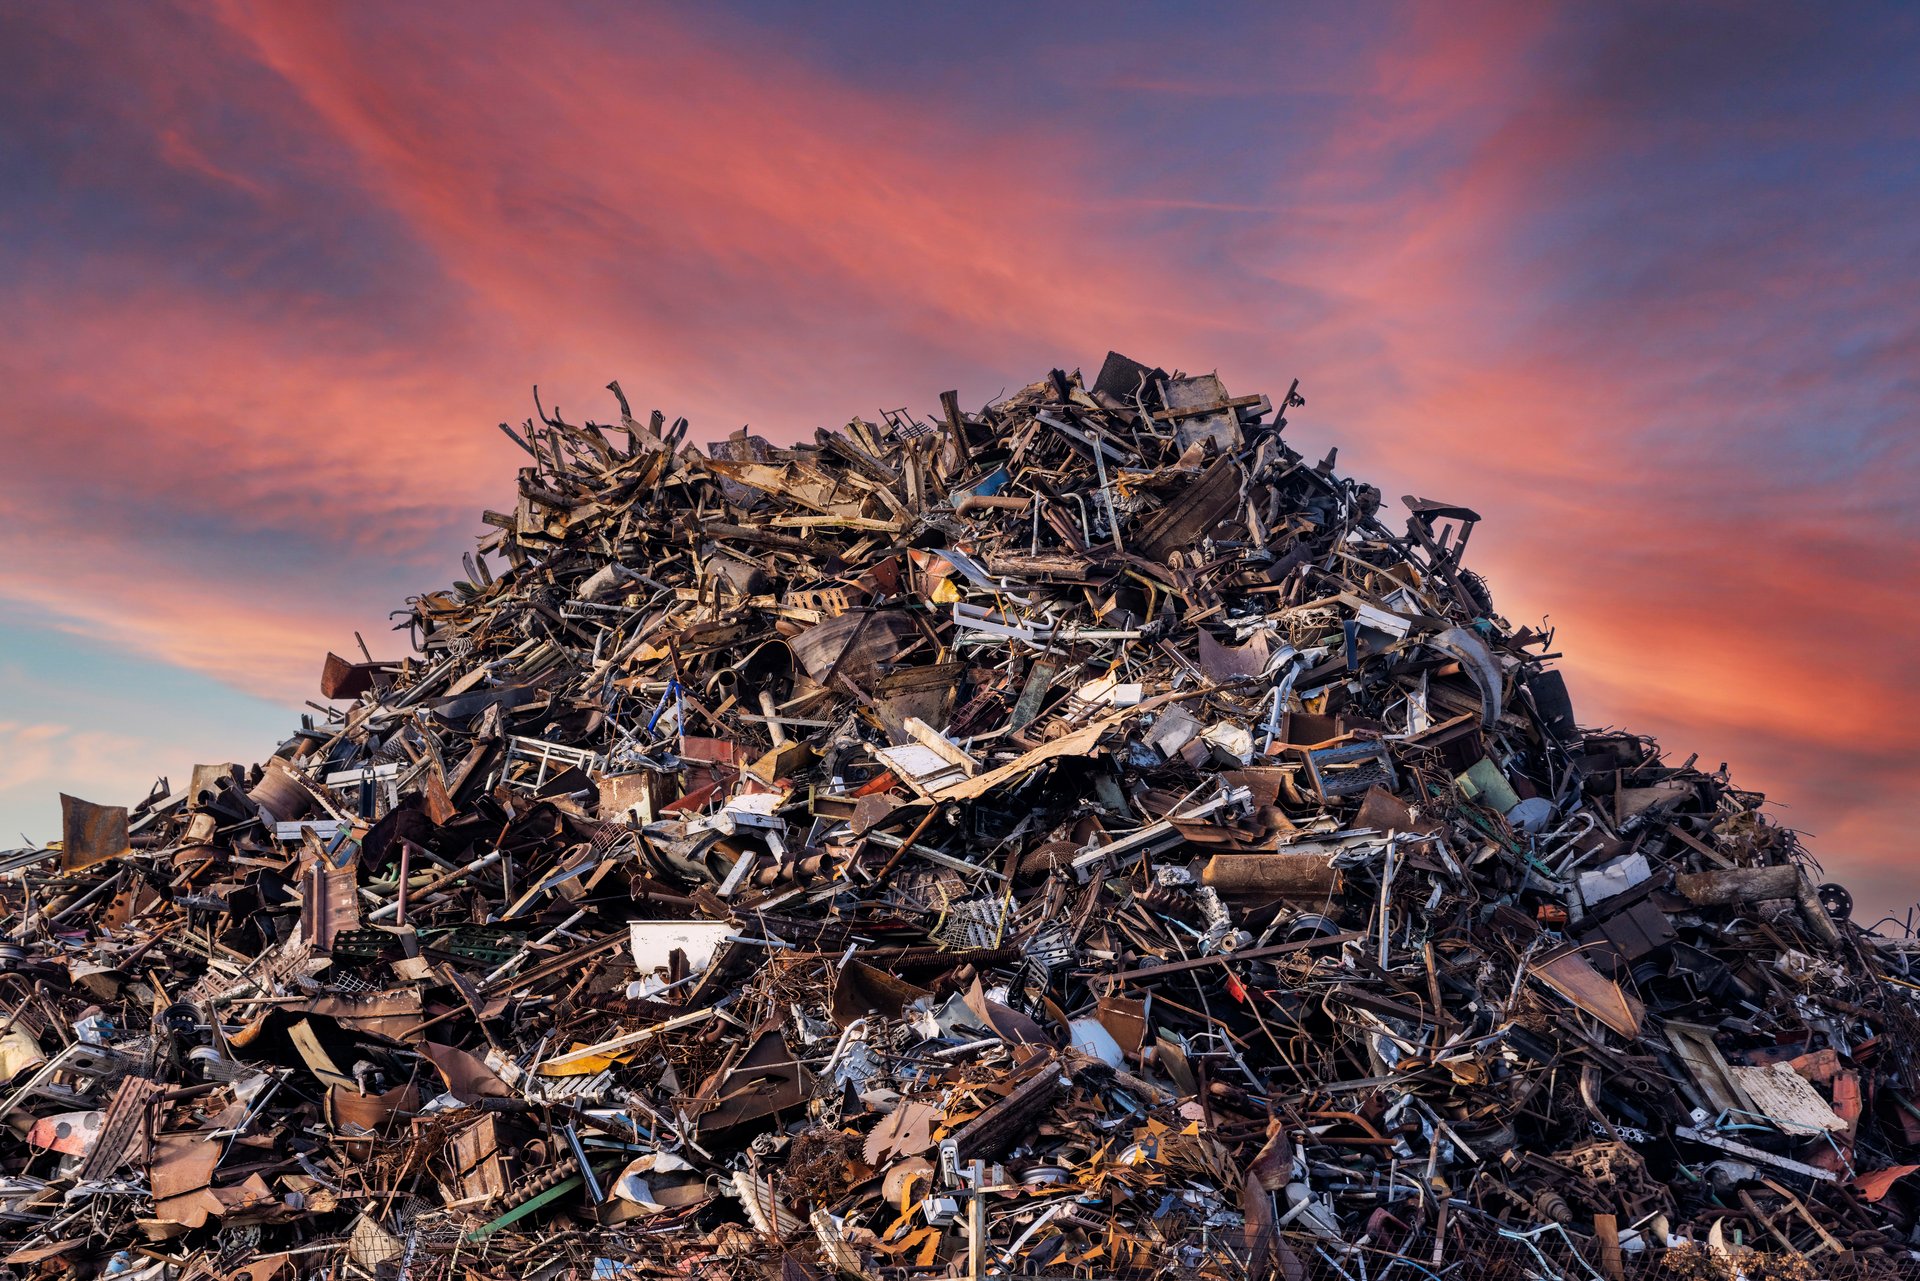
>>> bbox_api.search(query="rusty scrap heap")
[10,354,1920,1281]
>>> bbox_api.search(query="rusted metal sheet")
[58,793,128,872]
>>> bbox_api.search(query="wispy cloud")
[0,721,163,820]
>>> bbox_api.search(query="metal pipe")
[955,494,1028,516]
[758,691,787,746]
[395,840,411,927]
[368,849,502,922]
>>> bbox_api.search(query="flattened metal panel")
[59,793,129,872]
[1161,373,1242,452]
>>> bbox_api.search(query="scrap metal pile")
[10,354,1920,1281]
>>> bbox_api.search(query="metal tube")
[368,849,502,922]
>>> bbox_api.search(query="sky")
[1,1,1915,920]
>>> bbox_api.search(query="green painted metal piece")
[465,1173,583,1241]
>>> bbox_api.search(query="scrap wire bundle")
[7,353,1920,1281]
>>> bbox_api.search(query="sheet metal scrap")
[4,355,1920,1281]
